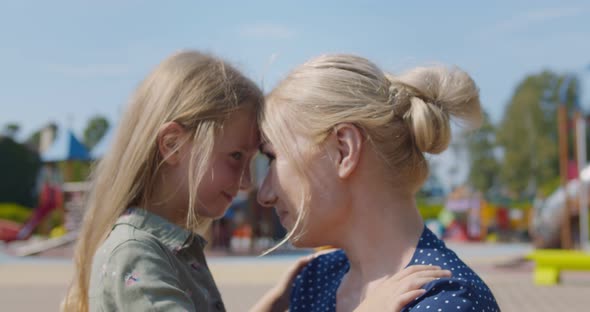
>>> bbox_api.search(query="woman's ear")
[332,123,363,179]
[157,122,187,165]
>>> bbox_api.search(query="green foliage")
[83,116,110,149]
[496,71,580,196]
[26,130,42,151]
[0,203,32,223]
[0,137,42,207]
[26,123,57,152]
[2,123,20,139]
[466,111,499,195]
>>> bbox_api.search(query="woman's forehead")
[259,141,273,152]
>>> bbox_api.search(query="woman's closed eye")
[264,152,276,165]
[259,143,276,164]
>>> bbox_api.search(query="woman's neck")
[335,184,424,310]
[343,193,423,279]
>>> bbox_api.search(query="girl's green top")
[88,207,226,312]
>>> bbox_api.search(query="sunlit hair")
[62,50,262,311]
[260,54,481,251]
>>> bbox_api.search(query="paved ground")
[1,243,589,311]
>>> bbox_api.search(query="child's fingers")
[398,277,439,293]
[392,265,442,281]
[392,289,427,311]
[404,269,452,281]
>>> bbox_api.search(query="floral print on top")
[88,208,226,312]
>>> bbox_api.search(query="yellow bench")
[526,249,590,285]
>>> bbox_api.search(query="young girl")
[61,50,264,311]
[62,51,447,312]
[258,54,501,311]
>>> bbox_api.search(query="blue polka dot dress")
[290,227,500,312]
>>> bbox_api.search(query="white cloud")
[238,23,296,39]
[46,63,130,78]
[491,7,585,33]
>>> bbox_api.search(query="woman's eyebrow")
[259,142,273,154]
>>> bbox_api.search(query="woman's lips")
[276,209,289,225]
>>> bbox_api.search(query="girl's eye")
[231,152,243,161]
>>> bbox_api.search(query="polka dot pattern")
[290,227,500,311]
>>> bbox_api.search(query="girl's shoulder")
[90,222,172,288]
[97,220,167,258]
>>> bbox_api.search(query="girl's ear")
[157,122,187,165]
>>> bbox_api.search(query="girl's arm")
[249,254,315,312]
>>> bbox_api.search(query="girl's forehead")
[221,110,260,149]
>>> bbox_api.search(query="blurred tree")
[26,123,58,152]
[466,111,499,196]
[496,71,580,196]
[0,137,41,207]
[2,123,20,139]
[27,131,41,150]
[83,115,110,149]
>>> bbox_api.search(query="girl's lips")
[222,192,234,203]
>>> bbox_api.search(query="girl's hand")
[249,254,316,312]
[354,265,452,312]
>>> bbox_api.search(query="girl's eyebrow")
[238,142,258,152]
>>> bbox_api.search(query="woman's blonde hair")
[63,50,262,311]
[260,54,481,248]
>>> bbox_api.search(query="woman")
[258,54,500,311]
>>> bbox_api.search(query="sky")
[1,0,589,189]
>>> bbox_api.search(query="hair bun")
[389,66,482,154]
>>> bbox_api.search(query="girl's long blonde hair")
[260,54,482,249]
[62,50,262,312]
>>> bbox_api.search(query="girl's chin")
[195,205,230,220]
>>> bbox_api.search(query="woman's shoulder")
[404,276,499,311]
[290,249,349,309]
[293,249,349,288]
[306,249,348,273]
[404,228,500,311]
